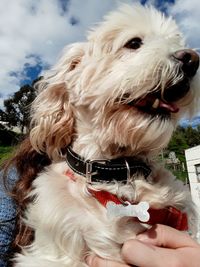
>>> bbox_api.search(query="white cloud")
[167,0,200,49]
[0,0,123,103]
[0,0,199,109]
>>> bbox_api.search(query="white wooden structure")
[185,145,200,241]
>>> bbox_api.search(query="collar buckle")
[86,159,109,183]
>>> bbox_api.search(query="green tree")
[0,81,37,133]
[167,126,189,162]
[167,125,200,162]
[184,126,200,147]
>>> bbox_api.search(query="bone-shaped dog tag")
[106,201,150,222]
[133,202,150,222]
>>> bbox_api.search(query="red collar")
[88,188,188,231]
[64,169,188,231]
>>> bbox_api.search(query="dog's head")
[30,4,200,160]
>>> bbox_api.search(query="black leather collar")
[66,146,151,184]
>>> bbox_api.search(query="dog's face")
[31,4,199,160]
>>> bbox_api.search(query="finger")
[86,255,129,267]
[122,239,183,267]
[136,224,199,249]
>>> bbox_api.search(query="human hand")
[86,224,200,267]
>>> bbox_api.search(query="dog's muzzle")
[163,49,199,103]
[130,49,199,117]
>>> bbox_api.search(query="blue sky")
[0,0,200,126]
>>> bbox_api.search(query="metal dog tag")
[106,201,150,222]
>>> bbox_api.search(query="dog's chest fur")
[14,162,193,267]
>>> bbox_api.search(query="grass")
[0,146,14,165]
[172,170,188,183]
[165,165,188,183]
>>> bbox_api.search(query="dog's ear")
[30,43,86,160]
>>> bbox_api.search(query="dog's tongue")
[159,100,179,113]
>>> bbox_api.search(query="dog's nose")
[173,49,199,77]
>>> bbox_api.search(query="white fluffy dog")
[14,4,200,267]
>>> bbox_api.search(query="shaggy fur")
[13,4,200,267]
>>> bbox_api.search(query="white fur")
[14,4,200,267]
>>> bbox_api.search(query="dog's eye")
[124,37,143,50]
